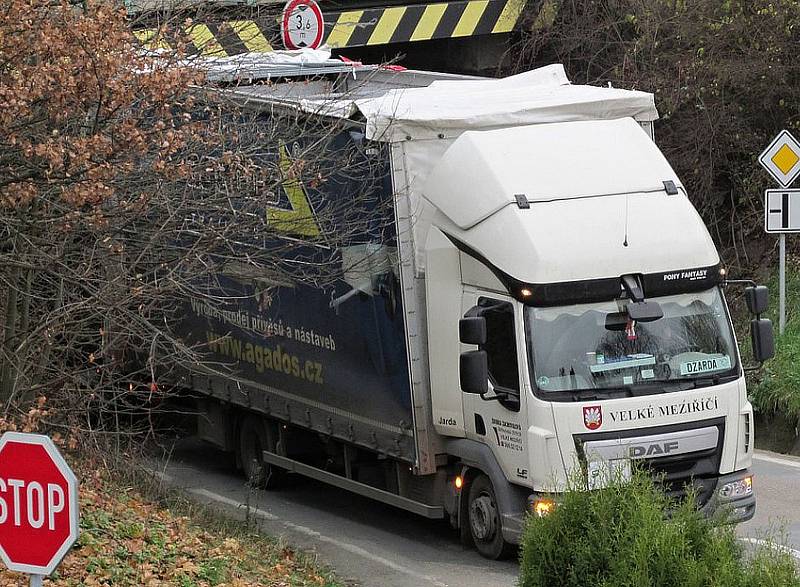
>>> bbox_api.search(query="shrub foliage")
[520,471,800,587]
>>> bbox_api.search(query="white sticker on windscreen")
[679,355,732,376]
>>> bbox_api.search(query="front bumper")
[516,468,756,540]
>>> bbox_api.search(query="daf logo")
[629,440,680,458]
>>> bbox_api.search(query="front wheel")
[467,474,515,560]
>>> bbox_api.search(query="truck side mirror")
[751,318,775,363]
[745,285,769,315]
[459,317,486,345]
[460,350,488,394]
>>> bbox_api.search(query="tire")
[237,415,284,489]
[467,474,515,560]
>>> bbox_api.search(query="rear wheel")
[467,474,515,560]
[237,415,284,489]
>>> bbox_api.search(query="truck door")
[462,292,531,486]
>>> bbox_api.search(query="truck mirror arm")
[722,278,756,288]
[480,385,521,411]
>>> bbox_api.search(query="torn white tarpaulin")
[354,64,658,142]
[188,48,368,83]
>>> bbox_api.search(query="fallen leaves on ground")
[0,462,338,587]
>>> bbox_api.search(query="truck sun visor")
[446,233,723,306]
[512,266,723,306]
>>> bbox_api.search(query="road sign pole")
[780,233,786,335]
[30,575,43,587]
[761,130,800,335]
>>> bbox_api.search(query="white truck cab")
[422,115,771,557]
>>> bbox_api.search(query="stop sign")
[0,432,79,576]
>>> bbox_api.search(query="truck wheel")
[238,416,284,489]
[467,474,514,560]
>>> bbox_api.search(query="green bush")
[519,471,800,587]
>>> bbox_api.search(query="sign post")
[781,232,786,334]
[0,432,79,585]
[759,130,800,334]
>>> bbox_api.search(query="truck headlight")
[528,497,556,517]
[718,475,753,499]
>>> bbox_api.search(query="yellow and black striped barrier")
[134,0,554,57]
[323,0,527,48]
[134,19,276,56]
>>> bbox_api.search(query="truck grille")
[640,441,722,507]
[574,417,725,508]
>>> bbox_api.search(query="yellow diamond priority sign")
[760,130,800,187]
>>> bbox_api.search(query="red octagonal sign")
[0,432,79,576]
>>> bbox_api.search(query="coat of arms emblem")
[583,405,603,430]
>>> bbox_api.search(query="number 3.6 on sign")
[281,0,325,49]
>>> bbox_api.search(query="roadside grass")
[520,470,800,587]
[0,455,340,587]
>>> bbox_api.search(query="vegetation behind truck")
[178,62,775,559]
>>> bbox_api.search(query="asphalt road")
[741,450,800,549]
[153,440,800,587]
[154,438,518,587]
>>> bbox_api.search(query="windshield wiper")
[691,376,719,388]
[568,381,683,401]
[571,377,735,401]
[689,373,738,388]
[569,386,635,401]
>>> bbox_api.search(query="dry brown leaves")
[0,0,204,210]
[0,458,337,586]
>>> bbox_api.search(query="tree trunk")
[16,269,34,404]
[0,265,20,406]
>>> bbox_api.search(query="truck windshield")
[525,287,738,393]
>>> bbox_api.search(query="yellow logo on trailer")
[267,144,322,238]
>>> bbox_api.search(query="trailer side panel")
[177,127,416,462]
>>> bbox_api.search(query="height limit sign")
[281,0,325,50]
